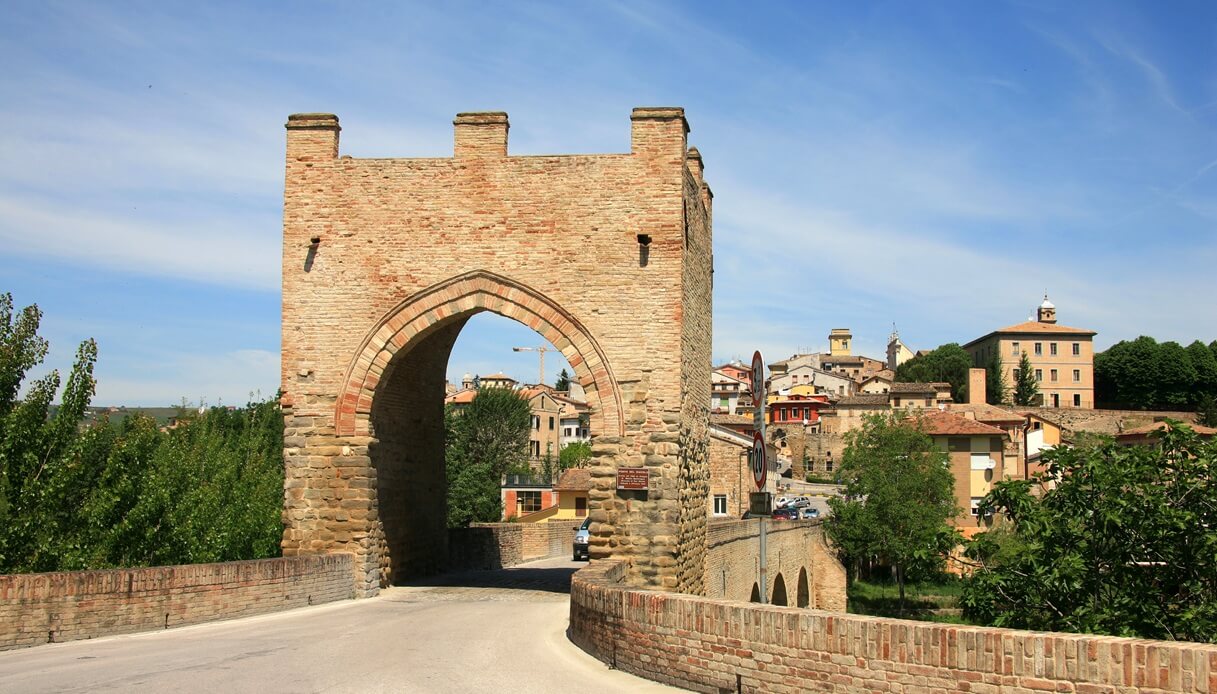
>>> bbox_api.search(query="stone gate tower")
[280,108,713,596]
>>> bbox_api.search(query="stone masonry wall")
[1030,407,1198,436]
[446,522,577,570]
[280,108,713,596]
[571,560,1217,694]
[520,521,580,561]
[0,555,353,651]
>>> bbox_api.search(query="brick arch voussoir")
[337,271,623,439]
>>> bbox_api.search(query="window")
[1035,369,1043,382]
[825,459,834,472]
[1072,343,1081,356]
[548,416,554,430]
[518,491,542,513]
[530,441,540,457]
[1011,341,1020,355]
[948,437,970,452]
[1052,393,1060,408]
[575,497,588,517]
[1073,394,1081,407]
[893,397,901,407]
[971,453,993,470]
[713,495,728,516]
[1012,368,1020,380]
[924,397,932,407]
[532,415,540,430]
[1050,343,1058,356]
[1050,369,1058,382]
[970,498,984,517]
[1034,343,1042,355]
[1073,369,1080,382]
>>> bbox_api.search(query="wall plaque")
[616,467,649,491]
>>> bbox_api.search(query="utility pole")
[512,345,549,385]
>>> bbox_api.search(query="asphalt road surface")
[0,557,684,694]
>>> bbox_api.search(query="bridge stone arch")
[279,108,714,597]
[337,270,624,440]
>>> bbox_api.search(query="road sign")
[751,431,767,490]
[750,351,765,405]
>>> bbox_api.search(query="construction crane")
[512,345,550,386]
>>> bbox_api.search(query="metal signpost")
[749,350,770,604]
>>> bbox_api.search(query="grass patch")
[848,577,970,624]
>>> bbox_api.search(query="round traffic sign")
[750,351,765,405]
[751,431,767,490]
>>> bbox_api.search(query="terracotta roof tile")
[917,411,1006,436]
[553,467,592,491]
[836,394,890,406]
[949,403,1026,424]
[964,321,1096,348]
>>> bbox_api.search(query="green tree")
[559,440,591,470]
[895,343,972,402]
[986,352,1009,405]
[825,412,959,613]
[1012,352,1039,406]
[0,292,98,571]
[1198,394,1217,428]
[962,423,1217,642]
[0,293,285,573]
[444,387,532,527]
[554,368,571,392]
[1186,340,1217,408]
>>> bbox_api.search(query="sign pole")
[749,351,770,605]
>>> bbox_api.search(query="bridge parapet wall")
[0,555,353,651]
[704,519,846,609]
[571,560,1217,693]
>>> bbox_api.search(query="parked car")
[573,517,591,561]
[800,507,821,520]
[774,496,793,508]
[787,497,812,509]
[772,507,800,520]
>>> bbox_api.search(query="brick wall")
[0,555,353,651]
[520,521,580,561]
[1028,407,1198,436]
[447,524,523,570]
[447,522,577,570]
[571,560,1217,694]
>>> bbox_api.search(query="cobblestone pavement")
[0,557,683,694]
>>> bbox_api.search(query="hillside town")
[464,295,1212,537]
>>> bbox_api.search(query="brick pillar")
[969,368,986,405]
[453,111,509,158]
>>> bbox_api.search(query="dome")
[1039,295,1055,309]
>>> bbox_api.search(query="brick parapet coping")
[0,555,353,650]
[570,560,1217,693]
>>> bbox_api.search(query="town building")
[768,364,854,398]
[768,393,832,425]
[963,296,1097,409]
[479,372,518,389]
[715,361,753,391]
[711,368,748,414]
[520,387,562,462]
[556,394,590,449]
[858,373,894,394]
[886,328,915,371]
[918,410,1011,538]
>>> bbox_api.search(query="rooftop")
[917,410,1007,437]
[949,403,1027,424]
[964,320,1096,348]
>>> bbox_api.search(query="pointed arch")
[336,270,623,438]
[749,583,762,603]
[797,567,810,608]
[771,573,788,606]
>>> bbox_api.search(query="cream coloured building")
[963,297,1097,409]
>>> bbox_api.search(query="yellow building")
[920,410,1010,538]
[963,296,1097,409]
[829,328,852,356]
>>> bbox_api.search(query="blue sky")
[2,1,1215,406]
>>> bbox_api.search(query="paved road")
[0,557,683,694]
